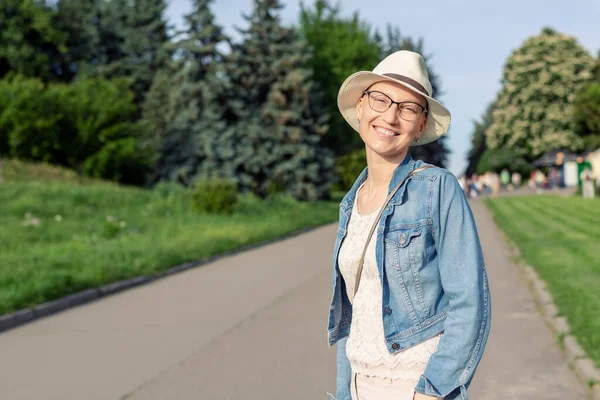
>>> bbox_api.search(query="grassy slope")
[0,161,340,314]
[485,196,600,367]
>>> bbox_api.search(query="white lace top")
[338,187,442,382]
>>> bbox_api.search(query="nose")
[382,103,400,124]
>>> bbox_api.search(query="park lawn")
[0,179,340,315]
[485,195,600,368]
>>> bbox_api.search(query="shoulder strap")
[354,165,433,295]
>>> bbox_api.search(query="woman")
[327,51,491,400]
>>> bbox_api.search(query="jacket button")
[400,233,406,244]
[384,306,392,315]
[391,343,399,350]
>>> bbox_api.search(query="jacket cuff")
[414,375,444,398]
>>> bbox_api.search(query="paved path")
[0,200,586,399]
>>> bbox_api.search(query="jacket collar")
[340,154,416,212]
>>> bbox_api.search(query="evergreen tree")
[201,0,333,200]
[380,25,450,168]
[96,0,171,109]
[53,0,102,81]
[121,0,171,108]
[144,0,227,184]
[97,0,129,72]
[0,0,66,80]
[465,103,494,176]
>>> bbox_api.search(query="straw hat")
[337,50,451,146]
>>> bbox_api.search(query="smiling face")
[355,80,428,162]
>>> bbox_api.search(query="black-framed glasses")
[362,90,428,122]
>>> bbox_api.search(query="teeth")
[375,127,397,137]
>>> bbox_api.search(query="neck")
[363,147,408,196]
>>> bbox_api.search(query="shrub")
[335,149,366,191]
[82,137,152,186]
[0,76,153,185]
[191,177,238,214]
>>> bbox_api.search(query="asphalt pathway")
[0,198,586,399]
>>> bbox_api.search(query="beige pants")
[351,373,416,400]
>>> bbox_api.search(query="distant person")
[581,167,596,199]
[549,167,558,190]
[529,170,537,191]
[470,173,481,198]
[328,50,491,400]
[487,171,500,197]
[500,168,510,190]
[534,170,545,191]
[511,171,522,189]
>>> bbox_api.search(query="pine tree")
[121,0,171,108]
[54,0,102,81]
[97,0,129,73]
[96,0,171,109]
[144,0,227,184]
[0,0,66,80]
[200,0,333,200]
[465,103,494,176]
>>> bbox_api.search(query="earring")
[414,138,419,143]
[357,119,360,124]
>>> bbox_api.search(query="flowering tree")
[486,28,595,160]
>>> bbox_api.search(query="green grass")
[0,177,339,314]
[485,195,600,368]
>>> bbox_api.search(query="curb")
[0,223,328,335]
[508,243,600,399]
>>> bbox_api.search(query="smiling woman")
[327,51,490,400]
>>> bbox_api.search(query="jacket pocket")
[384,227,423,271]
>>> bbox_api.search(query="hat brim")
[337,72,451,146]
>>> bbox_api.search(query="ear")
[355,97,364,122]
[417,114,427,136]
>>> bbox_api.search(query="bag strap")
[354,165,433,295]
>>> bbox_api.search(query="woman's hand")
[413,392,440,400]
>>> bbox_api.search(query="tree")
[53,0,102,81]
[0,0,66,80]
[95,0,171,109]
[572,54,600,150]
[144,0,227,184]
[96,0,129,70]
[299,0,380,155]
[200,0,333,200]
[120,0,171,108]
[465,102,494,176]
[573,82,600,150]
[486,27,596,160]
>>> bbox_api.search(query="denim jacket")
[327,155,491,400]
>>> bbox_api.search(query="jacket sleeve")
[414,172,491,399]
[334,335,352,400]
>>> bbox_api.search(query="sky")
[165,0,600,175]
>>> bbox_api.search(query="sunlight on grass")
[0,180,339,314]
[485,196,600,368]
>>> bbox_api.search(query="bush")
[0,76,70,162]
[191,177,238,214]
[0,76,153,185]
[335,149,366,191]
[82,137,152,185]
